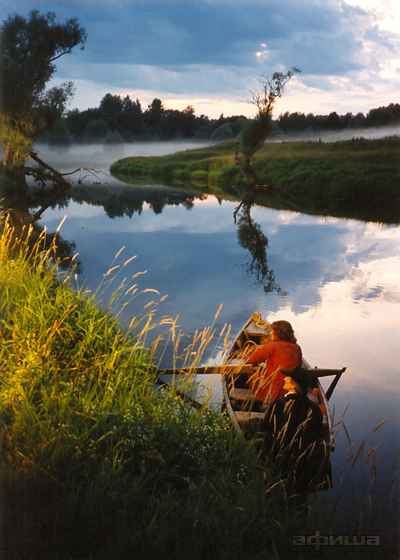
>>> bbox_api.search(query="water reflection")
[2,165,283,292]
[67,183,207,218]
[234,190,286,294]
[1,142,398,549]
[64,182,285,292]
[0,178,80,270]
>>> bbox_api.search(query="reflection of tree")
[66,182,284,293]
[0,180,81,271]
[234,191,286,295]
[2,175,284,293]
[67,184,205,218]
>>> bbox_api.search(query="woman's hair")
[270,320,297,343]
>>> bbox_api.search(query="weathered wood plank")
[159,364,254,375]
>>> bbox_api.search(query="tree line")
[49,95,247,145]
[276,103,400,134]
[47,97,400,147]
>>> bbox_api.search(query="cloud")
[67,1,367,70]
[2,0,400,115]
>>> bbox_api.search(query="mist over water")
[269,123,400,143]
[33,140,215,180]
[31,123,399,180]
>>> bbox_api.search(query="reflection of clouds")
[351,276,400,303]
[276,211,300,224]
[351,256,400,302]
[40,193,400,443]
[262,213,400,312]
[43,196,400,322]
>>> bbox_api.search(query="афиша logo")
[293,532,380,550]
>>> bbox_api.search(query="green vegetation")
[1,10,86,170]
[111,136,400,224]
[0,223,293,559]
[0,223,398,559]
[111,140,238,185]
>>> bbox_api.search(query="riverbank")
[111,136,400,224]
[0,223,308,559]
[0,221,398,559]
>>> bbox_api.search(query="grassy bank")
[0,222,299,559]
[111,136,400,224]
[0,223,398,559]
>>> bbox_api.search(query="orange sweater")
[246,341,302,402]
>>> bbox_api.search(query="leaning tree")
[236,67,301,189]
[0,9,87,186]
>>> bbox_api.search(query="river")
[29,141,400,548]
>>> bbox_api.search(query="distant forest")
[43,94,400,146]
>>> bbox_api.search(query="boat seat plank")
[229,388,262,402]
[226,359,250,367]
[235,411,266,423]
[159,364,254,375]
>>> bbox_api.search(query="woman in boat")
[245,320,302,402]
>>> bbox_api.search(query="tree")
[83,119,110,143]
[326,111,342,130]
[99,93,124,117]
[367,106,395,127]
[0,10,87,170]
[147,98,164,116]
[99,93,124,131]
[236,67,300,187]
[210,123,234,141]
[144,98,165,139]
[119,96,142,139]
[46,118,72,146]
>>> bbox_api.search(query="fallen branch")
[26,150,107,222]
[29,151,71,188]
[28,150,108,185]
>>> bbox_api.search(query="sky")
[2,0,400,119]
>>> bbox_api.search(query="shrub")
[190,169,208,182]
[83,118,110,143]
[47,118,72,146]
[208,165,241,186]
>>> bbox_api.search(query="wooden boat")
[220,312,345,453]
[158,313,344,445]
[157,312,344,492]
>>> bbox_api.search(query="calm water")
[33,143,399,541]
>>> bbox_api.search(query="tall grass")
[0,219,398,559]
[0,220,285,559]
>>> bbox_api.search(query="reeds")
[0,220,277,558]
[0,219,398,559]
